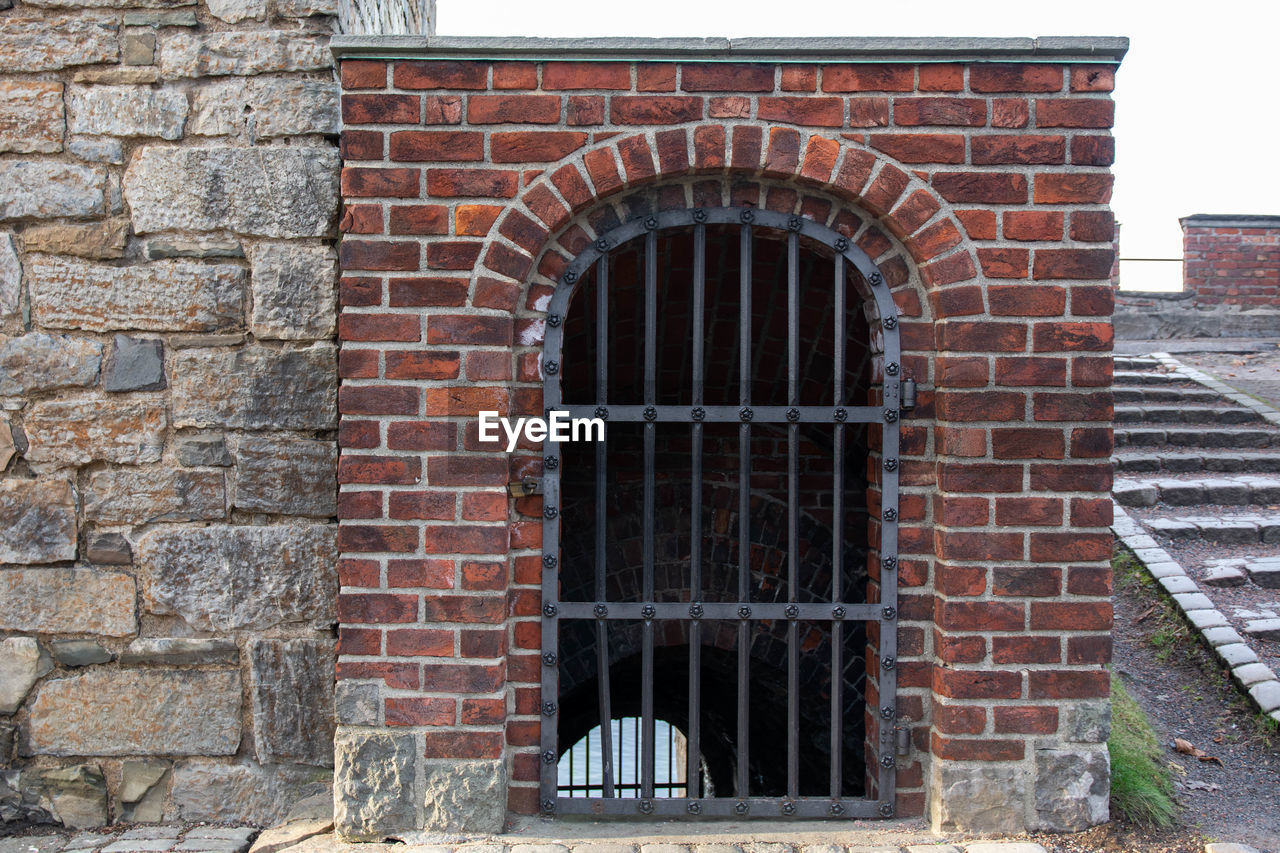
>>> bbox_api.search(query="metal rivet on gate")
[547,313,561,327]
[883,507,897,522]
[834,407,848,422]
[832,605,846,620]
[544,506,558,519]
[691,406,706,421]
[879,802,894,818]
[594,603,608,619]
[693,208,708,223]
[687,801,702,815]
[883,315,897,330]
[740,209,755,224]
[882,606,897,620]
[880,706,895,720]
[542,651,557,666]
[542,554,557,569]
[543,602,558,617]
[835,237,849,252]
[563,270,577,285]
[690,602,704,619]
[882,557,897,571]
[644,405,657,421]
[787,215,802,231]
[594,406,609,421]
[739,406,754,422]
[738,605,752,619]
[543,701,557,715]
[544,360,559,375]
[642,604,656,620]
[545,455,559,470]
[786,407,800,422]
[645,216,659,230]
[595,237,609,251]
[883,457,898,472]
[639,799,654,814]
[542,749,556,764]
[882,656,896,671]
[734,800,749,815]
[782,801,796,816]
[543,799,556,813]
[830,802,845,816]
[868,271,884,286]
[785,604,799,619]
[885,362,899,376]
[880,755,895,769]
[884,408,898,423]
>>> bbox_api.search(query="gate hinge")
[508,477,543,498]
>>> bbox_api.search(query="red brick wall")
[1182,215,1280,306]
[334,54,1118,834]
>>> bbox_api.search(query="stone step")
[1115,427,1280,449]
[1114,475,1280,507]
[1204,556,1280,589]
[1144,512,1280,545]
[1114,356,1162,370]
[1114,404,1263,425]
[1114,451,1280,474]
[1113,386,1222,404]
[1114,369,1194,386]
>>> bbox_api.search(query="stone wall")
[1,0,342,828]
[1182,214,1280,306]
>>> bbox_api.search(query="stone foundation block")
[171,344,337,430]
[0,81,64,153]
[0,478,77,563]
[1032,747,1109,831]
[421,759,506,834]
[167,761,331,826]
[334,729,420,840]
[24,395,166,469]
[0,332,103,396]
[232,433,336,516]
[930,762,1025,834]
[0,161,111,220]
[250,638,336,766]
[0,567,136,635]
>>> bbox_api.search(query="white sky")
[439,0,1280,290]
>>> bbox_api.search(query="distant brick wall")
[1182,214,1280,306]
[334,48,1120,837]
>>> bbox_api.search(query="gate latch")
[508,477,543,498]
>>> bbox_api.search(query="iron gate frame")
[539,207,902,819]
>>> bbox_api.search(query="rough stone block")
[233,434,336,517]
[176,432,233,467]
[0,419,12,470]
[22,219,130,260]
[191,78,338,139]
[2,765,108,829]
[930,762,1024,833]
[68,84,187,139]
[29,257,245,333]
[0,568,135,636]
[159,31,328,77]
[0,478,77,563]
[0,637,49,714]
[123,9,197,24]
[246,242,337,340]
[24,395,166,468]
[119,638,238,666]
[103,335,165,391]
[168,761,330,826]
[1060,700,1110,744]
[334,681,379,726]
[27,669,241,756]
[1032,747,1108,831]
[121,29,156,65]
[334,730,420,840]
[0,81,64,153]
[125,146,339,237]
[250,639,336,766]
[421,760,505,833]
[205,0,265,20]
[171,344,337,430]
[67,135,125,164]
[138,524,337,631]
[85,531,132,564]
[0,332,102,396]
[146,237,243,260]
[0,233,18,319]
[50,640,113,668]
[276,0,337,15]
[118,759,168,823]
[0,161,110,220]
[0,17,118,73]
[85,468,224,524]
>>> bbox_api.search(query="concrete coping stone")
[329,34,1129,62]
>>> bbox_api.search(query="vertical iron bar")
[831,257,846,799]
[736,222,752,799]
[786,231,800,801]
[688,221,705,799]
[641,229,657,801]
[594,256,616,798]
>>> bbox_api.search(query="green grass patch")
[1109,673,1178,828]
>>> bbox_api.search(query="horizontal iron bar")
[553,602,884,621]
[559,404,886,424]
[553,796,886,819]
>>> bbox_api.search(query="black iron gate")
[539,207,902,819]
